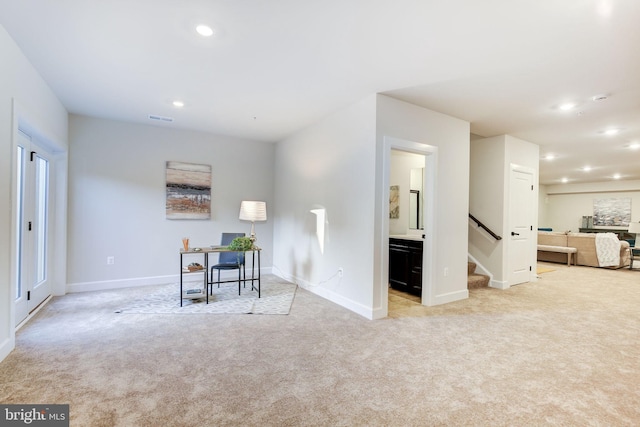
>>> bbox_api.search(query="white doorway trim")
[10,99,68,329]
[378,136,438,317]
[507,163,536,287]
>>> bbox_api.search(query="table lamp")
[239,201,267,242]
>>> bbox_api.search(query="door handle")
[511,231,520,236]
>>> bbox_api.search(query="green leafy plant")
[228,236,253,251]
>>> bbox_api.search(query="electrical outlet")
[338,267,344,277]
[444,267,449,276]
[107,256,115,265]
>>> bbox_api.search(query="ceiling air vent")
[148,114,174,122]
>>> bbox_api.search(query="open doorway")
[380,137,437,317]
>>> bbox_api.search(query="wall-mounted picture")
[166,161,211,219]
[593,198,631,226]
[389,185,399,219]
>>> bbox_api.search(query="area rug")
[116,279,297,315]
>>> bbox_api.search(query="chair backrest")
[220,232,246,265]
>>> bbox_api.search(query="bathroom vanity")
[388,235,423,296]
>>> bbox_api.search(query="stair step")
[467,261,477,275]
[468,273,490,289]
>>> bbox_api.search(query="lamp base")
[249,222,257,243]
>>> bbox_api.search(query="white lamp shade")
[628,222,640,234]
[239,201,267,222]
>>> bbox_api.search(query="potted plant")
[228,236,253,251]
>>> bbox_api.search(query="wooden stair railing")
[469,213,502,241]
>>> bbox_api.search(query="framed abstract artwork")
[593,198,631,227]
[389,185,399,219]
[166,161,211,219]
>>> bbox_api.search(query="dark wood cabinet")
[389,238,423,296]
[578,228,634,241]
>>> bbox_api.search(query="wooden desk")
[179,246,261,306]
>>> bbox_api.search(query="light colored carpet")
[2,267,640,426]
[116,279,297,315]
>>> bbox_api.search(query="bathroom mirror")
[409,167,424,230]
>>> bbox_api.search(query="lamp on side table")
[239,201,267,243]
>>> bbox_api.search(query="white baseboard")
[67,268,272,293]
[370,306,387,320]
[272,270,374,320]
[432,289,469,305]
[16,295,53,332]
[67,275,177,293]
[490,279,510,289]
[0,336,15,363]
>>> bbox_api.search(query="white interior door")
[14,131,53,324]
[508,165,534,286]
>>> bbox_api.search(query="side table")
[630,247,640,270]
[179,246,262,306]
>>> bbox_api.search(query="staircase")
[468,262,490,289]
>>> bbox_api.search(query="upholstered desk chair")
[210,232,246,295]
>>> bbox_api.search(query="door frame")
[507,163,536,287]
[14,132,55,325]
[378,136,438,316]
[10,101,68,330]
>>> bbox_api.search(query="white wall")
[67,115,275,291]
[469,135,539,287]
[541,180,640,232]
[273,95,378,318]
[469,136,506,280]
[273,94,471,319]
[376,95,471,310]
[0,25,68,362]
[538,184,550,228]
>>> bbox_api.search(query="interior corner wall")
[0,25,68,362]
[272,95,378,318]
[376,94,471,308]
[67,115,275,292]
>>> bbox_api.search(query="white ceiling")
[1,0,639,185]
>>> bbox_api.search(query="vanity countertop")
[389,234,424,241]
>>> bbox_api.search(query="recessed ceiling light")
[561,177,568,183]
[545,154,555,160]
[629,142,640,150]
[582,166,591,172]
[559,103,576,111]
[196,24,214,37]
[613,173,621,180]
[172,100,185,108]
[603,128,620,136]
